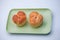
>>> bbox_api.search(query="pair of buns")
[12,11,43,27]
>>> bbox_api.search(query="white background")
[0,0,60,40]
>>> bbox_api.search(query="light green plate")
[6,8,52,34]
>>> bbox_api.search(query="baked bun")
[12,11,26,26]
[29,11,43,27]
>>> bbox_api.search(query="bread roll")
[29,11,43,27]
[12,11,26,26]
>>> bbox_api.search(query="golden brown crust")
[12,11,26,26]
[29,11,43,27]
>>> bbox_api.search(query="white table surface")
[0,0,60,40]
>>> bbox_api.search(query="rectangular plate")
[6,8,52,34]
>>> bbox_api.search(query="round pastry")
[12,11,26,26]
[29,11,43,27]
